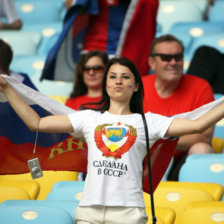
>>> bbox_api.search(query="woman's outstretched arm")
[0,76,74,133]
[166,103,224,137]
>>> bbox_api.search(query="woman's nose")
[115,76,122,84]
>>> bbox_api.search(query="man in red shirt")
[143,34,215,180]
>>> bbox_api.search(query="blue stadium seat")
[208,0,224,22]
[179,154,224,200]
[170,21,224,38]
[46,181,85,202]
[0,31,41,56]
[11,55,47,78]
[170,21,224,55]
[0,200,79,224]
[157,1,203,33]
[22,22,63,56]
[14,1,62,24]
[0,202,73,224]
[188,33,224,57]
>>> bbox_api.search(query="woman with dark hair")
[81,57,144,114]
[65,50,109,110]
[1,57,224,224]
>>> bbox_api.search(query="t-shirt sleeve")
[145,112,174,140]
[67,110,89,138]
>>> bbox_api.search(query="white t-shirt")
[68,110,173,207]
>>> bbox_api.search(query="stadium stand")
[0,200,79,224]
[177,201,224,224]
[179,154,224,200]
[0,203,73,224]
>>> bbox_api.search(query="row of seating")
[158,0,224,34]
[0,179,223,224]
[178,154,224,201]
[14,0,65,25]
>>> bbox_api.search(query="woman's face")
[83,56,105,89]
[106,63,139,103]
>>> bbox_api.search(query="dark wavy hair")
[81,57,144,114]
[70,50,109,98]
[0,39,13,74]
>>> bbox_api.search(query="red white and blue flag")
[41,0,159,82]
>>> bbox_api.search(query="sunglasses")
[83,65,105,73]
[151,53,183,62]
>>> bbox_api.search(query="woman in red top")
[66,50,109,110]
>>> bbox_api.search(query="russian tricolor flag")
[40,0,159,82]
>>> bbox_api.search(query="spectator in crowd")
[0,0,23,30]
[65,50,109,181]
[143,34,215,180]
[65,50,109,110]
[2,56,224,224]
[0,39,36,89]
[41,0,158,82]
[187,45,224,94]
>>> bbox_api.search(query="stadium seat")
[14,1,62,24]
[185,153,224,162]
[22,22,63,55]
[11,55,73,97]
[0,171,78,200]
[145,206,176,224]
[157,1,203,33]
[0,200,79,224]
[152,181,214,223]
[177,201,224,224]
[169,21,224,55]
[170,21,224,39]
[0,31,41,56]
[0,186,30,203]
[188,33,224,57]
[11,55,47,78]
[179,154,224,200]
[0,180,40,199]
[30,71,74,97]
[212,137,224,154]
[0,202,73,224]
[46,181,85,202]
[49,96,68,104]
[153,181,223,202]
[208,0,224,22]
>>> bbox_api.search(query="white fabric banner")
[1,74,224,121]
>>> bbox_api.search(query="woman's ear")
[134,82,139,92]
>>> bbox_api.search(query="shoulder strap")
[141,113,157,224]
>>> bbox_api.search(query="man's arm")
[0,19,22,30]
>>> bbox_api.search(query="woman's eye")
[109,75,116,79]
[123,76,130,79]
